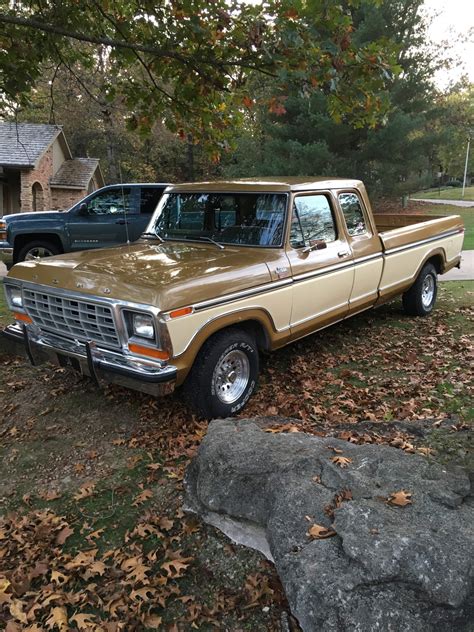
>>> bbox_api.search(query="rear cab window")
[338,192,370,237]
[140,187,165,215]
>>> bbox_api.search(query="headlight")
[7,285,23,309]
[132,313,155,339]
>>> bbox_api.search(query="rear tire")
[17,240,61,262]
[183,327,259,419]
[402,263,438,316]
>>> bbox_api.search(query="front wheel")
[17,240,61,262]
[183,328,259,419]
[402,263,438,316]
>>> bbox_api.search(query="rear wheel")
[183,328,259,419]
[17,240,61,262]
[402,263,438,316]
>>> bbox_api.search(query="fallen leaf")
[331,456,352,468]
[56,525,74,545]
[387,490,412,507]
[45,605,68,631]
[132,489,153,506]
[307,523,336,539]
[70,613,98,629]
[73,483,95,501]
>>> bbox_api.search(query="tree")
[0,0,398,156]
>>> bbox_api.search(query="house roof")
[0,122,71,167]
[50,158,102,189]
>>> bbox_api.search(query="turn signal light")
[169,306,193,319]
[14,312,32,324]
[128,342,169,361]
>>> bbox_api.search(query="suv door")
[286,192,354,338]
[67,187,139,250]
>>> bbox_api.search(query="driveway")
[414,198,474,207]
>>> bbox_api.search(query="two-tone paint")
[2,177,464,394]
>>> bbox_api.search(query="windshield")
[149,192,287,247]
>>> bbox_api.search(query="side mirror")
[78,202,89,215]
[302,239,327,254]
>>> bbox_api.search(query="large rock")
[184,418,474,632]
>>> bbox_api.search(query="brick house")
[0,122,104,217]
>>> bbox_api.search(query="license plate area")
[57,353,82,373]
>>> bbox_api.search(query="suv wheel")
[17,240,61,262]
[184,327,259,419]
[402,262,438,316]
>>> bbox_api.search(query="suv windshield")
[151,192,287,247]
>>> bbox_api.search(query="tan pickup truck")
[2,178,464,417]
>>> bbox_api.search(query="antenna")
[118,161,131,246]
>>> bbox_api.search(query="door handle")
[115,220,127,225]
[338,250,349,257]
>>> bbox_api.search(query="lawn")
[0,281,472,630]
[411,186,474,201]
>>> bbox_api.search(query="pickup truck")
[0,183,168,265]
[2,178,464,418]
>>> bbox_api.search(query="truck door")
[286,192,354,339]
[337,191,383,314]
[67,187,139,250]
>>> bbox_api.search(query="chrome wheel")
[25,246,55,260]
[421,274,435,308]
[213,349,250,404]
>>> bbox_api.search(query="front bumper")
[0,243,13,266]
[2,323,177,397]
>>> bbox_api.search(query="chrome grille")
[23,288,120,348]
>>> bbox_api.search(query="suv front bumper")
[2,322,177,397]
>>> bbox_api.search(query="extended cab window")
[290,195,336,248]
[339,192,368,236]
[87,188,132,215]
[153,193,286,247]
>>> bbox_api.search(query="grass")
[411,186,474,201]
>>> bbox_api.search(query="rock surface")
[184,418,474,632]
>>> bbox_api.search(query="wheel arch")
[13,233,64,262]
[173,308,281,385]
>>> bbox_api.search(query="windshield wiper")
[141,230,164,243]
[194,236,225,250]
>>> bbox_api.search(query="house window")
[32,182,44,212]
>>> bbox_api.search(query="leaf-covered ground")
[0,281,472,631]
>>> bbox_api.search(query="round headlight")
[133,313,154,339]
[10,287,23,308]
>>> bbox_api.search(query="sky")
[422,0,474,87]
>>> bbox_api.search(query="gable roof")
[50,158,103,189]
[0,122,72,167]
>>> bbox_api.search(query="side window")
[339,192,368,237]
[87,188,132,215]
[140,188,164,214]
[290,195,336,248]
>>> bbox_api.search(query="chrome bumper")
[0,243,13,266]
[2,323,177,397]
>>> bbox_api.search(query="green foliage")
[0,0,397,155]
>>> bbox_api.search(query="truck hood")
[7,240,278,311]
[5,211,64,223]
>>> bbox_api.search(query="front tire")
[184,328,259,419]
[402,263,438,316]
[17,240,61,262]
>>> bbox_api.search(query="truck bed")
[373,213,464,253]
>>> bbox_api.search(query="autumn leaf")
[387,490,412,507]
[331,456,352,468]
[161,557,192,578]
[55,525,74,545]
[142,614,163,629]
[45,606,68,631]
[307,523,336,539]
[51,570,69,585]
[132,489,153,506]
[70,613,98,630]
[73,483,95,501]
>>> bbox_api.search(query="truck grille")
[23,289,120,348]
